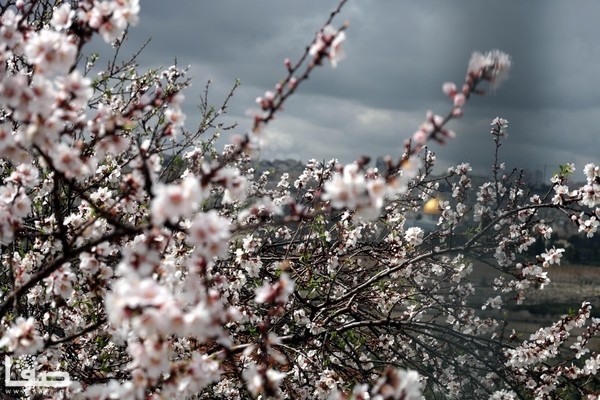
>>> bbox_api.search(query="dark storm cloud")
[113,1,600,177]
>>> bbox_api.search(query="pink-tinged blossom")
[105,276,176,336]
[114,0,141,26]
[505,303,592,369]
[116,234,166,277]
[50,142,89,179]
[256,90,275,110]
[51,3,74,30]
[128,337,170,379]
[0,183,30,241]
[135,300,185,338]
[583,163,600,183]
[151,176,203,225]
[482,295,503,310]
[95,134,131,160]
[411,129,428,146]
[309,25,346,67]
[242,234,262,253]
[79,252,103,276]
[489,390,517,399]
[84,0,140,43]
[329,29,346,67]
[183,298,234,343]
[56,71,94,109]
[7,163,40,188]
[366,176,386,208]
[0,212,16,244]
[321,163,393,220]
[584,354,600,375]
[176,353,222,394]
[242,364,287,398]
[578,214,599,238]
[0,9,23,50]
[88,102,122,137]
[451,107,463,117]
[187,210,231,259]
[491,117,509,130]
[540,247,565,266]
[89,186,112,203]
[3,185,32,219]
[20,76,57,123]
[0,317,44,355]
[491,117,509,139]
[0,73,29,110]
[242,364,264,397]
[237,196,283,223]
[371,367,422,400]
[214,167,248,203]
[151,183,187,224]
[84,380,140,400]
[388,156,421,195]
[412,111,455,146]
[309,27,330,58]
[0,123,16,155]
[404,226,424,246]
[255,273,295,304]
[534,222,553,239]
[468,50,512,89]
[442,82,457,97]
[580,183,600,208]
[164,92,186,130]
[44,263,77,299]
[323,163,368,210]
[453,93,466,107]
[24,30,77,76]
[164,105,186,128]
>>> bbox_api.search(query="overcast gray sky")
[114,1,600,179]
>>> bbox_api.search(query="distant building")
[405,197,442,233]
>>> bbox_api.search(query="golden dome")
[423,197,441,215]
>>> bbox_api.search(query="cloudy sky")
[113,1,600,180]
